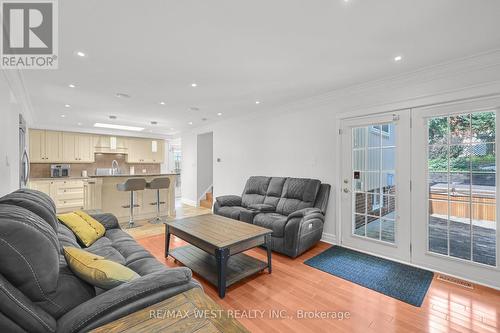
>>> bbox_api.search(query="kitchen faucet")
[111,160,119,175]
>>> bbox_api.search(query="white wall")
[0,79,21,196]
[181,50,500,241]
[196,132,213,201]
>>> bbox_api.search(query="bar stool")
[117,178,146,228]
[146,177,170,224]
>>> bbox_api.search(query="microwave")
[51,164,70,178]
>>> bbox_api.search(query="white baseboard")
[181,198,198,207]
[321,232,337,245]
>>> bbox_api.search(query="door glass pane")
[352,122,396,244]
[427,111,496,266]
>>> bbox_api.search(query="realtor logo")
[1,0,58,69]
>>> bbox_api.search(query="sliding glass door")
[412,97,500,287]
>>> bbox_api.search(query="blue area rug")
[304,246,433,307]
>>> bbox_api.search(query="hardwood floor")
[129,204,500,333]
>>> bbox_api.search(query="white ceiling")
[21,0,500,137]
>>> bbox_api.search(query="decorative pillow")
[63,247,140,290]
[57,211,106,247]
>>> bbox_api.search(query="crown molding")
[184,48,500,132]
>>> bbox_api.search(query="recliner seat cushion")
[216,206,250,220]
[253,213,288,238]
[241,176,271,207]
[276,178,321,216]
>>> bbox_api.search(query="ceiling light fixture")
[191,83,197,87]
[60,114,66,118]
[76,51,86,57]
[64,104,71,108]
[217,112,222,116]
[394,55,403,62]
[77,122,83,126]
[94,123,144,132]
[115,92,131,98]
[188,121,193,125]
[68,84,76,88]
[255,101,261,104]
[159,101,166,105]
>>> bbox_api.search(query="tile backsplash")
[30,154,161,178]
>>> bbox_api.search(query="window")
[352,123,396,243]
[427,111,496,266]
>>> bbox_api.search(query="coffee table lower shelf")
[170,245,268,287]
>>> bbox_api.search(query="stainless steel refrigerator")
[19,114,29,188]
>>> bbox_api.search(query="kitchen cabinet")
[127,138,164,163]
[29,179,85,213]
[83,178,102,211]
[29,130,63,163]
[94,135,128,154]
[62,133,95,163]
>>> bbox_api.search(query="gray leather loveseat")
[0,189,201,333]
[214,177,330,258]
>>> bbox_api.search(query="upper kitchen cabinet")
[94,135,128,154]
[62,133,95,163]
[29,130,63,163]
[127,138,164,163]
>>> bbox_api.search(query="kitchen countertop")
[30,173,179,181]
[30,177,90,181]
[89,173,179,178]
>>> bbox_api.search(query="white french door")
[412,97,500,287]
[340,111,411,262]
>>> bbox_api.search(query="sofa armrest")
[56,268,199,333]
[247,203,275,212]
[90,213,120,230]
[287,207,324,221]
[215,195,242,207]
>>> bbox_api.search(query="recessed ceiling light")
[159,101,166,105]
[94,123,144,132]
[77,122,82,126]
[60,114,66,118]
[217,112,222,116]
[255,101,261,105]
[64,104,71,108]
[115,92,131,98]
[68,84,76,88]
[191,83,197,87]
[394,55,403,62]
[76,51,86,57]
[188,121,193,125]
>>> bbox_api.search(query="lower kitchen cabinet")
[29,179,86,213]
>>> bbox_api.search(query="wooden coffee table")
[165,214,272,298]
[91,288,249,333]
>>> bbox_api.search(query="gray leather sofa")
[214,176,330,258]
[0,189,201,333]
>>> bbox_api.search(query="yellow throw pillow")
[57,211,106,247]
[63,247,140,290]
